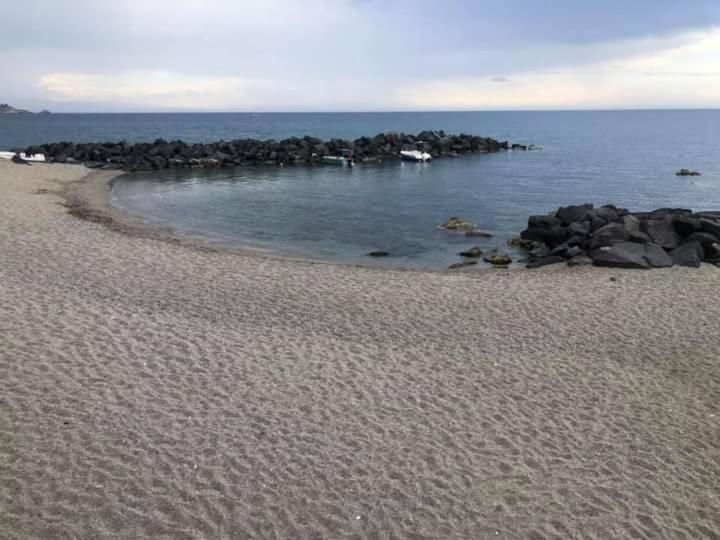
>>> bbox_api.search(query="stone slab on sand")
[1,161,719,538]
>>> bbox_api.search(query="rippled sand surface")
[1,160,719,539]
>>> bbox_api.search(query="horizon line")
[8,106,720,115]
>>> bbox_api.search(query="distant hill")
[0,103,43,114]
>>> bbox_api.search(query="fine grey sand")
[1,160,719,539]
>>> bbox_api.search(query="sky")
[2,0,720,112]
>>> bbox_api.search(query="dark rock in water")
[465,229,493,238]
[591,242,673,269]
[676,169,701,176]
[670,242,704,268]
[643,218,680,250]
[367,250,389,257]
[526,256,565,269]
[459,246,482,258]
[589,223,628,251]
[567,255,593,267]
[556,204,593,225]
[448,260,478,269]
[440,217,475,232]
[484,253,512,266]
[700,218,720,239]
[672,215,702,238]
[508,238,545,252]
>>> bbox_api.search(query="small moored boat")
[321,148,354,166]
[400,142,432,162]
[0,151,46,162]
[400,150,432,162]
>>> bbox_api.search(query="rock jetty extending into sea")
[513,204,720,269]
[20,131,512,171]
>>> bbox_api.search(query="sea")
[2,110,719,268]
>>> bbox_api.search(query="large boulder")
[528,215,562,229]
[555,204,593,225]
[567,255,593,267]
[589,222,628,250]
[440,217,475,232]
[567,221,591,238]
[683,231,720,247]
[700,218,720,238]
[589,206,620,223]
[706,243,720,261]
[520,226,568,248]
[590,216,608,233]
[669,242,704,268]
[459,246,482,258]
[591,242,673,269]
[484,253,512,266]
[622,215,641,234]
[628,230,652,244]
[643,218,680,250]
[672,215,702,238]
[526,256,566,269]
[529,245,550,259]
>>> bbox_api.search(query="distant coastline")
[0,103,50,114]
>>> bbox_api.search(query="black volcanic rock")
[591,242,672,269]
[589,223,628,251]
[31,131,513,171]
[672,215,702,237]
[643,218,680,250]
[556,204,593,225]
[670,242,704,268]
[526,256,566,269]
[517,204,720,269]
[700,218,720,238]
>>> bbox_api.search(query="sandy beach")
[1,159,719,538]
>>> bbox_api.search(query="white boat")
[400,149,432,162]
[0,151,46,162]
[321,155,354,166]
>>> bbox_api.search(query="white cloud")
[400,29,720,109]
[3,2,717,111]
[38,72,271,109]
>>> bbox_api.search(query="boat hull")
[400,150,432,162]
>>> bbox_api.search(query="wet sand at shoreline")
[1,160,719,538]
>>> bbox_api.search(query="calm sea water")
[3,111,719,268]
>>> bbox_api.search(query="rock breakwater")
[22,131,510,171]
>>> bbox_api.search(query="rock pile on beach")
[515,204,720,269]
[21,131,510,171]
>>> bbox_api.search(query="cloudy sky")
[3,0,720,112]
